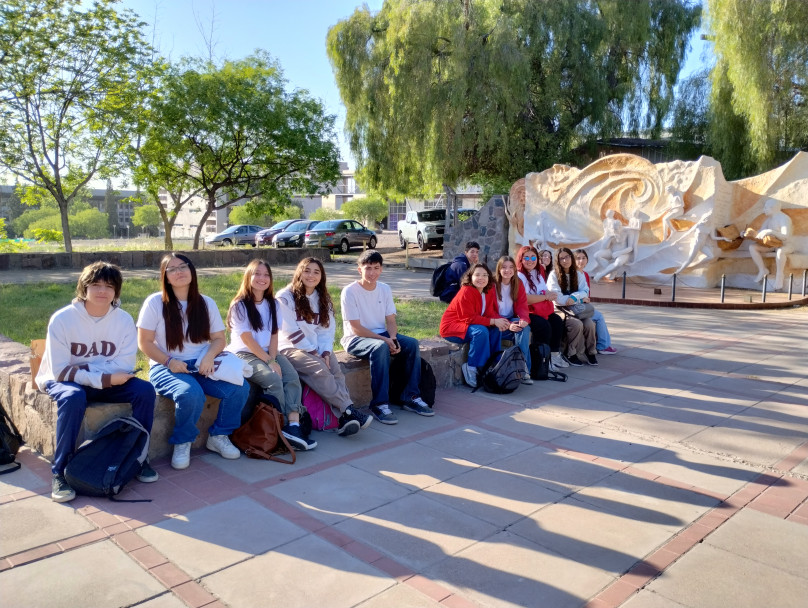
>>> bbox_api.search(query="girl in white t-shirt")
[226,259,315,451]
[137,254,249,470]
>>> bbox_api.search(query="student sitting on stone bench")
[38,262,157,503]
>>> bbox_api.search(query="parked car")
[205,224,265,247]
[304,219,377,253]
[272,220,321,248]
[399,209,447,250]
[255,219,300,246]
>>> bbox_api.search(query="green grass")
[0,273,447,377]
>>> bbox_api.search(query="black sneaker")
[349,406,372,429]
[52,474,76,503]
[136,460,159,483]
[566,355,585,366]
[337,410,361,436]
[282,424,318,450]
[586,353,599,366]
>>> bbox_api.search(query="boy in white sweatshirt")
[37,262,157,502]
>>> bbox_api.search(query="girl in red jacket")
[440,264,510,388]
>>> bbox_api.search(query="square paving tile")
[0,541,164,608]
[509,496,677,574]
[572,470,719,530]
[136,495,308,578]
[482,409,588,443]
[335,492,498,571]
[703,508,808,579]
[425,530,615,608]
[683,421,808,467]
[621,590,693,607]
[351,443,478,491]
[265,462,412,525]
[415,425,536,466]
[645,543,808,608]
[0,494,95,557]
[574,383,665,408]
[548,425,667,464]
[201,533,393,608]
[0,466,47,498]
[536,393,639,423]
[422,464,567,527]
[354,583,444,607]
[494,445,615,494]
[136,594,187,608]
[609,374,692,399]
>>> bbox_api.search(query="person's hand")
[269,360,282,376]
[322,352,331,368]
[546,290,558,302]
[492,317,510,331]
[167,358,190,374]
[110,372,134,386]
[198,354,216,376]
[509,322,523,333]
[582,296,591,303]
[386,337,401,354]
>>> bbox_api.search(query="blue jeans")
[445,325,501,369]
[346,332,421,406]
[46,378,156,476]
[592,309,611,351]
[149,361,249,444]
[501,317,531,371]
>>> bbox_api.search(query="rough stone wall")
[443,195,510,267]
[0,247,329,272]
[0,334,462,462]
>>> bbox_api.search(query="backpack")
[232,401,296,464]
[0,402,23,475]
[430,262,452,297]
[477,346,527,394]
[389,357,437,407]
[301,384,338,431]
[64,417,150,499]
[530,343,568,383]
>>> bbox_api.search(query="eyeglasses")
[166,263,190,275]
[559,255,571,261]
[523,256,537,261]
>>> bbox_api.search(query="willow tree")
[707,0,808,175]
[327,0,700,196]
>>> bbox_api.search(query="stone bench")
[0,336,461,462]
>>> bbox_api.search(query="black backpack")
[389,357,437,407]
[531,343,568,382]
[0,403,23,475]
[477,346,527,394]
[65,417,150,500]
[430,262,452,297]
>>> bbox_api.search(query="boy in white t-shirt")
[340,251,434,424]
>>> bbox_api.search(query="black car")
[273,220,322,248]
[255,219,301,246]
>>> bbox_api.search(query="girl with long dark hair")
[493,256,533,384]
[137,254,249,470]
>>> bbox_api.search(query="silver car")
[304,219,377,253]
[205,224,265,247]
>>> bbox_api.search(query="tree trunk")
[193,205,214,250]
[58,200,74,254]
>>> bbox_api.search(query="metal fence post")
[720,274,726,303]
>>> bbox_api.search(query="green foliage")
[339,197,387,227]
[0,218,29,252]
[228,204,274,227]
[0,0,162,253]
[275,203,305,222]
[327,0,700,196]
[139,51,341,248]
[132,205,162,232]
[30,228,63,244]
[707,0,808,174]
[310,207,343,221]
[70,208,110,239]
[13,207,59,236]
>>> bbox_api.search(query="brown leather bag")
[231,402,296,464]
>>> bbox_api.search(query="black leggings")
[528,313,564,352]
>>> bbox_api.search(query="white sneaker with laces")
[521,373,534,385]
[171,442,191,470]
[550,352,569,368]
[206,434,240,460]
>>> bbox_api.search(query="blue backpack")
[430,262,452,297]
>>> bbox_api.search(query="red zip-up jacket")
[439,285,503,339]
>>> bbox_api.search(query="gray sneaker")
[370,404,398,425]
[52,474,76,503]
[461,363,478,388]
[402,397,434,416]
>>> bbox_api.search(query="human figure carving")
[747,199,793,290]
[594,218,634,282]
[676,214,732,274]
[625,208,643,261]
[661,185,685,240]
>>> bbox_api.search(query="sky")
[119,0,386,168]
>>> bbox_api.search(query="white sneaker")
[206,434,240,460]
[171,442,191,470]
[550,352,569,368]
[521,373,534,385]
[461,363,478,388]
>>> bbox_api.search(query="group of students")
[38,251,433,503]
[438,242,616,388]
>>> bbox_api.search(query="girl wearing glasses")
[440,263,510,388]
[538,249,554,279]
[515,245,566,371]
[226,259,315,451]
[547,247,598,366]
[137,254,249,470]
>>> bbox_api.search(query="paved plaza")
[1,266,807,608]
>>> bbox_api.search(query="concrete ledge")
[0,334,462,462]
[0,247,331,272]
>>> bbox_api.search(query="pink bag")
[301,384,338,431]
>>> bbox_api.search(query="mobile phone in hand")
[393,339,400,349]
